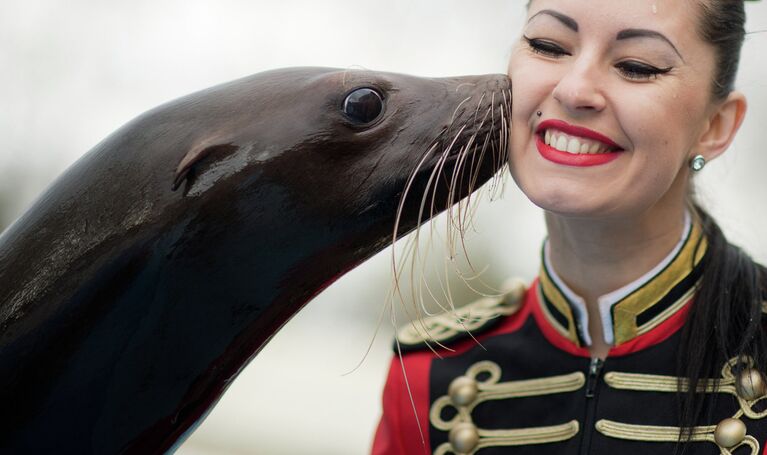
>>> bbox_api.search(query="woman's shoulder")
[393,278,530,354]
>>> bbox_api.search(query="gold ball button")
[448,376,479,407]
[714,418,747,448]
[737,368,767,401]
[449,422,480,453]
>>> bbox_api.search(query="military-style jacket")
[372,220,767,454]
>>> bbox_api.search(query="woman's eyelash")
[523,35,673,81]
[523,36,569,57]
[615,62,673,80]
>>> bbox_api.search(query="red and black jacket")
[372,221,767,455]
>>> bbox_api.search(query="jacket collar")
[537,212,708,348]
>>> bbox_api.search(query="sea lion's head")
[171,68,510,237]
[0,67,511,453]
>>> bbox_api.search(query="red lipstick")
[535,119,624,167]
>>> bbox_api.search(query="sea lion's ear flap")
[172,143,238,191]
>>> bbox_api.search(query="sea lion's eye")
[343,88,384,124]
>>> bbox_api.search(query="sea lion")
[0,67,510,453]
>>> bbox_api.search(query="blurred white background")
[1,1,766,454]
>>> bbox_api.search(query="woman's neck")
[544,204,688,358]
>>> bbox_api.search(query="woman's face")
[508,0,718,219]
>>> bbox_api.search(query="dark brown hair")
[696,0,747,100]
[678,0,766,449]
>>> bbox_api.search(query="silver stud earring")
[690,154,706,172]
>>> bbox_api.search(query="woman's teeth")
[544,129,614,154]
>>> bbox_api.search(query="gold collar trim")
[539,214,707,348]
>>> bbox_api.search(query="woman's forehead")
[525,0,701,35]
[524,0,711,60]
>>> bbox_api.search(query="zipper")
[580,357,604,454]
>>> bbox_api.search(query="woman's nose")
[552,58,607,114]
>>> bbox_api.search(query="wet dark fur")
[0,67,510,453]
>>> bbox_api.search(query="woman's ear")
[694,91,747,162]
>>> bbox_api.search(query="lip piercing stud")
[690,154,706,172]
[536,111,542,117]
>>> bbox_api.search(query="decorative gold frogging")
[397,279,526,347]
[595,420,759,454]
[598,357,767,454]
[430,360,584,455]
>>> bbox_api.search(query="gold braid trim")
[595,420,760,455]
[397,279,526,346]
[430,361,584,454]
[596,419,715,442]
[431,361,585,430]
[434,421,580,455]
[603,357,767,420]
[612,223,706,345]
[598,357,767,454]
[538,269,580,344]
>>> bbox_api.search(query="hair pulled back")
[679,0,767,449]
[696,0,747,100]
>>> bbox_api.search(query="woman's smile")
[535,119,625,167]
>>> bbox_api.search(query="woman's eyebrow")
[527,9,578,31]
[527,10,685,63]
[616,29,685,62]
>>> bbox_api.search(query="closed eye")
[523,36,570,58]
[615,61,672,81]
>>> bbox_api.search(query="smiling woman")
[373,1,767,454]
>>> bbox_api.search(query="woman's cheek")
[510,58,557,112]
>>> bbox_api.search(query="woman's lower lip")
[535,135,622,167]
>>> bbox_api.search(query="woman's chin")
[524,188,626,219]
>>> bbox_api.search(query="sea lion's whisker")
[343,287,393,376]
[460,107,495,230]
[439,102,509,300]
[395,236,445,355]
[416,134,464,315]
[408,121,477,327]
[391,141,441,249]
[392,315,428,447]
[389,83,511,352]
[394,133,464,342]
[399,83,513,450]
[448,110,487,208]
[449,96,473,129]
[390,142,441,318]
[340,64,371,87]
[448,140,474,235]
[408,177,446,321]
[445,127,483,250]
[454,82,477,93]
[436,145,463,258]
[448,106,492,236]
[487,97,511,199]
[472,91,488,125]
[437,121,492,298]
[455,144,484,265]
